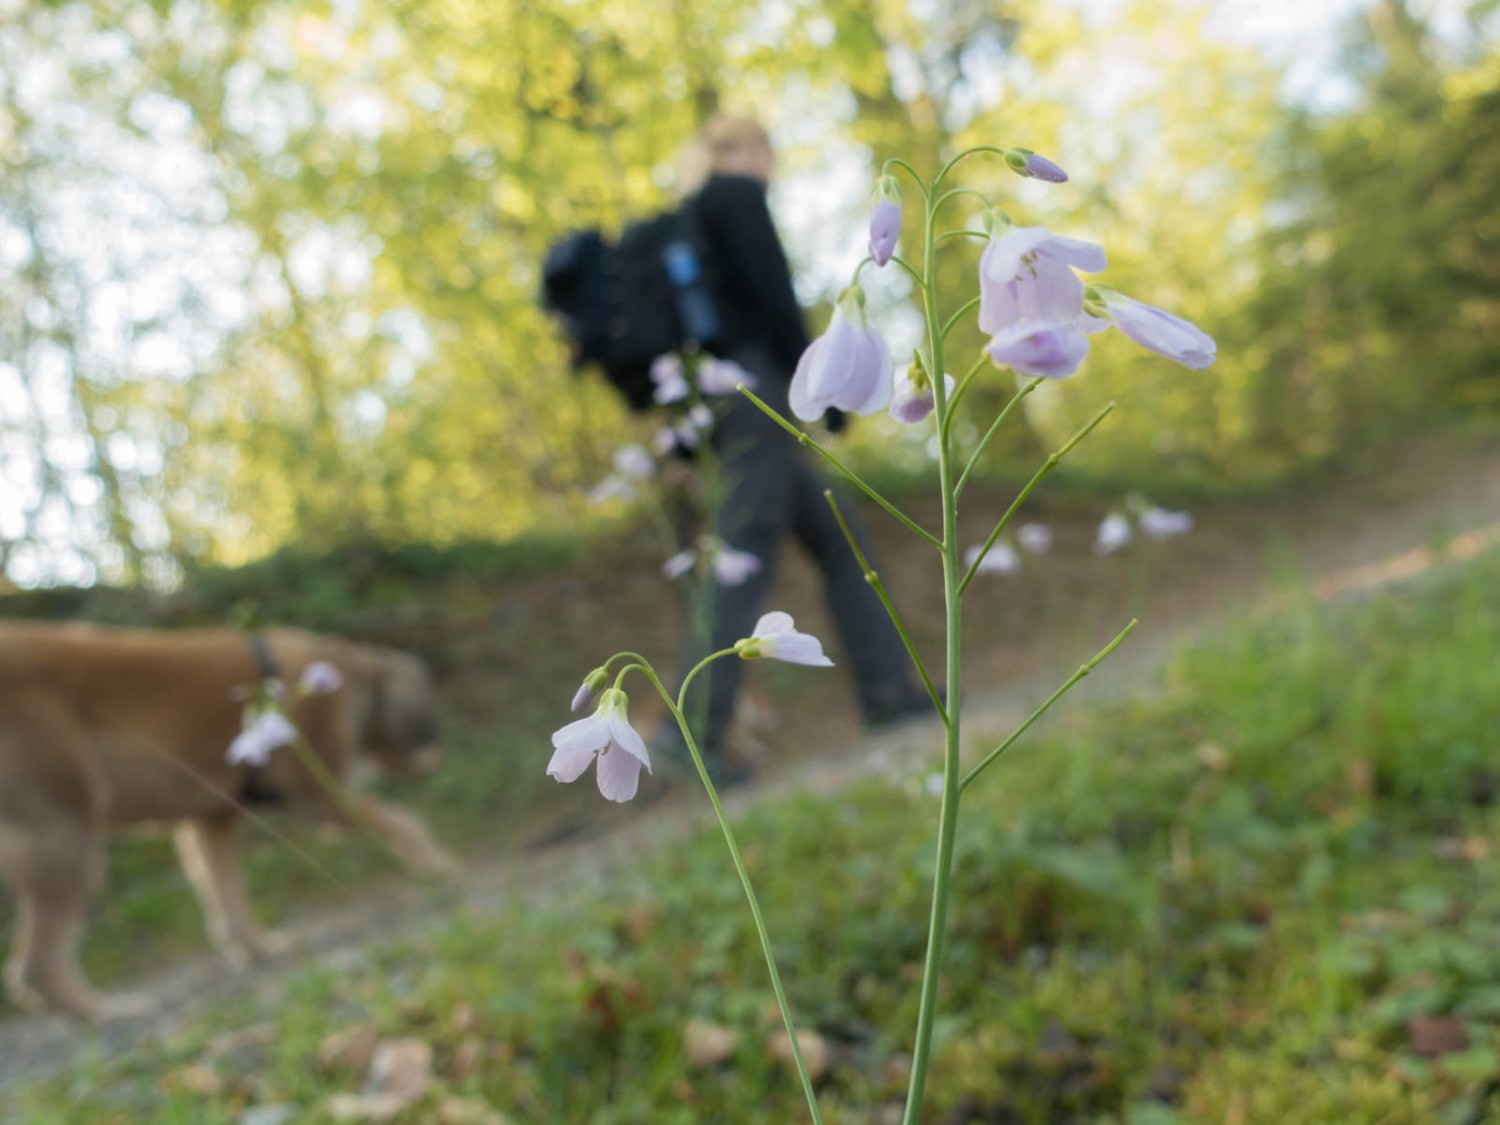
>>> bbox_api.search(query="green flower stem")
[958,400,1115,596]
[953,376,1045,496]
[737,386,941,549]
[882,157,931,202]
[959,619,1138,792]
[940,295,982,343]
[933,145,1010,191]
[935,229,988,247]
[636,663,825,1124]
[902,163,965,1125]
[886,254,926,290]
[943,357,992,426]
[823,490,946,724]
[286,733,362,825]
[932,186,991,219]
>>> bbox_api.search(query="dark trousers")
[668,354,916,760]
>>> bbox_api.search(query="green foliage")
[19,545,1500,1122]
[4,0,1497,584]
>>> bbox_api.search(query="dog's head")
[339,644,444,778]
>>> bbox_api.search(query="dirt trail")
[3,428,1500,1095]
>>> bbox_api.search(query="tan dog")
[0,622,455,1021]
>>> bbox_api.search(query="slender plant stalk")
[738,385,941,548]
[960,619,1138,791]
[958,400,1115,595]
[901,163,966,1125]
[952,375,1043,495]
[823,491,946,723]
[636,660,825,1122]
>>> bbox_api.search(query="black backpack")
[541,206,722,412]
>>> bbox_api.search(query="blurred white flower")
[1094,512,1132,555]
[1017,523,1052,554]
[1139,506,1194,538]
[612,444,656,480]
[964,542,1021,575]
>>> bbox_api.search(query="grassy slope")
[16,543,1500,1123]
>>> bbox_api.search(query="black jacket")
[690,174,811,378]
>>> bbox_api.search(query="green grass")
[13,543,1500,1122]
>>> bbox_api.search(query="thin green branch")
[958,401,1115,596]
[886,253,926,290]
[933,144,1009,191]
[636,665,825,1124]
[960,620,1138,791]
[940,295,982,343]
[935,229,988,247]
[738,385,941,549]
[824,490,946,725]
[932,186,991,220]
[882,157,931,202]
[942,357,991,432]
[953,376,1044,496]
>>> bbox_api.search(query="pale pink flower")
[697,358,754,395]
[712,544,762,586]
[571,668,607,713]
[1018,523,1053,554]
[547,688,652,802]
[978,224,1106,338]
[612,444,656,480]
[1005,148,1068,183]
[297,661,343,696]
[1089,287,1216,370]
[889,368,956,425]
[1094,512,1132,555]
[789,287,892,421]
[985,321,1090,379]
[734,611,834,667]
[1139,506,1194,538]
[651,354,690,403]
[868,175,902,267]
[227,710,298,768]
[964,542,1021,575]
[662,549,696,580]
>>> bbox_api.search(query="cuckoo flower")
[889,363,956,425]
[570,667,608,713]
[978,222,1107,337]
[1004,147,1069,184]
[964,542,1021,576]
[548,688,652,802]
[227,709,298,768]
[1018,523,1053,554]
[789,286,892,421]
[662,539,762,587]
[651,354,690,404]
[297,661,342,696]
[1094,511,1133,555]
[985,321,1090,379]
[734,611,834,667]
[698,357,754,396]
[868,175,902,267]
[612,444,656,480]
[1087,287,1216,370]
[1139,506,1194,538]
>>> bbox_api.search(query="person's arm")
[699,175,810,371]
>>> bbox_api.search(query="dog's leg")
[2,820,108,1022]
[174,816,289,967]
[348,793,458,878]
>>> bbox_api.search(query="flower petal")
[752,611,795,638]
[606,713,652,769]
[595,743,644,802]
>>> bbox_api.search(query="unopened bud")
[571,667,609,713]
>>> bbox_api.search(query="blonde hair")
[675,115,772,199]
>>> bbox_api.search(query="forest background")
[2,0,1498,595]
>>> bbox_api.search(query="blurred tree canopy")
[0,0,1496,587]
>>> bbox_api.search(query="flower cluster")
[1094,496,1195,555]
[964,522,1052,577]
[549,613,831,801]
[663,536,762,587]
[787,156,1215,424]
[225,661,343,768]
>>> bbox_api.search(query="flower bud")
[868,175,902,267]
[1004,147,1068,183]
[571,667,609,713]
